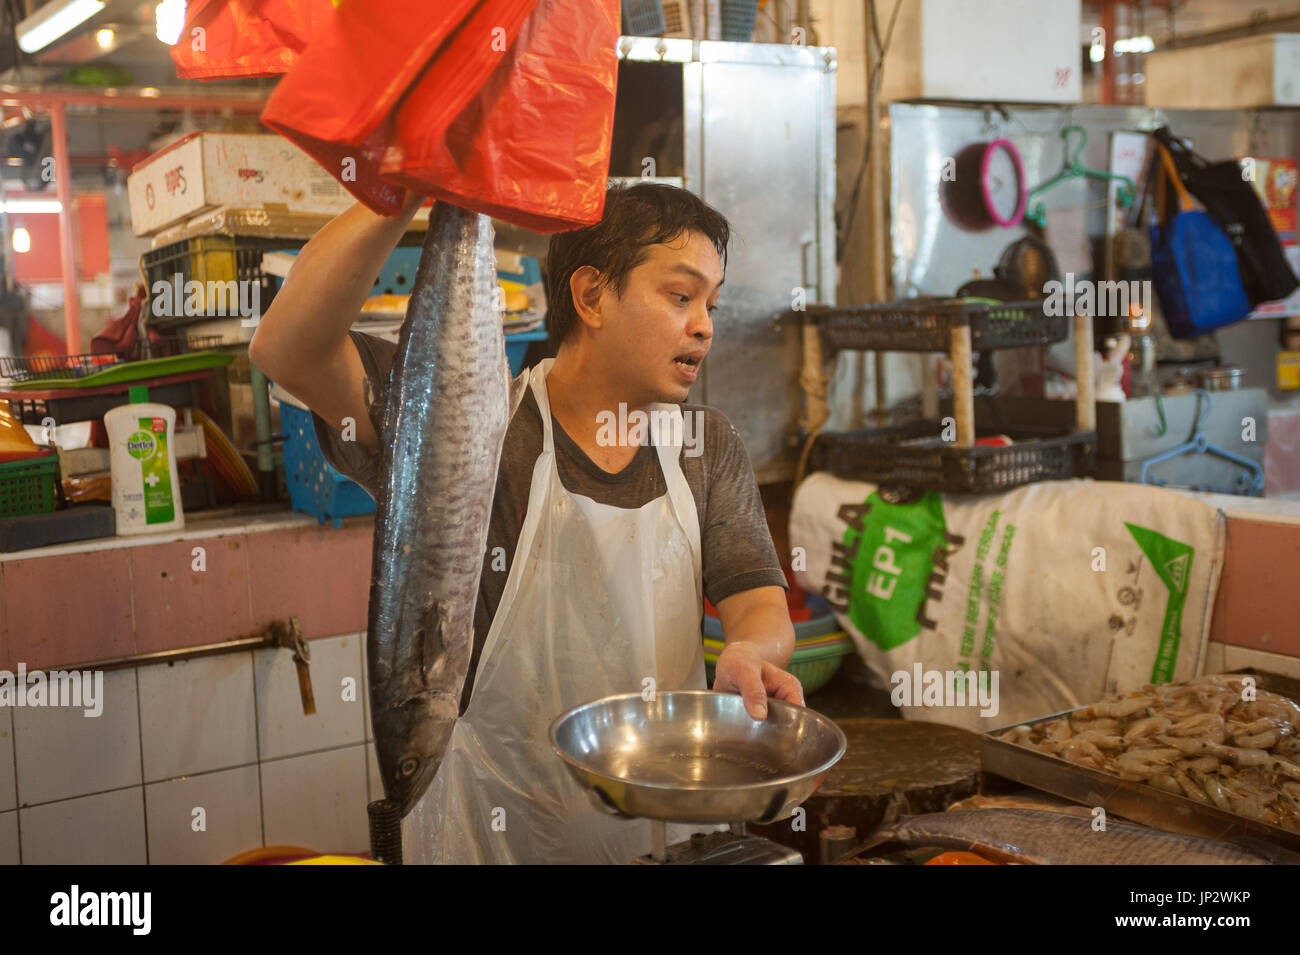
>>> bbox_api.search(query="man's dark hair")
[544,183,731,345]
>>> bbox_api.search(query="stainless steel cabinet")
[613,37,837,483]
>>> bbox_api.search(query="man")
[250,183,802,863]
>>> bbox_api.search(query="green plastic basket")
[0,453,60,517]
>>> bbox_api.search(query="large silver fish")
[367,202,510,821]
[854,809,1283,864]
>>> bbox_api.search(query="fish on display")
[367,201,510,822]
[854,809,1281,864]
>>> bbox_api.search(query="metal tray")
[982,698,1300,854]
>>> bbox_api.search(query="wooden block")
[1210,517,1300,656]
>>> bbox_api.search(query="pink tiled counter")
[0,509,373,671]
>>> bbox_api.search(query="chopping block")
[750,717,981,862]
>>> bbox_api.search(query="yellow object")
[1279,351,1300,390]
[0,400,41,456]
[361,294,408,313]
[285,855,382,865]
[503,288,530,313]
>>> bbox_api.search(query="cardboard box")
[1145,34,1300,109]
[878,0,1082,104]
[127,132,354,237]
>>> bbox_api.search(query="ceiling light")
[96,28,114,49]
[12,227,31,254]
[156,0,187,45]
[1114,36,1155,55]
[0,200,63,213]
[17,0,106,54]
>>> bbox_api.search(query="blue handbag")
[1148,143,1251,338]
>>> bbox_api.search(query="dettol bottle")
[104,385,184,535]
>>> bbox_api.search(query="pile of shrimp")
[998,674,1300,832]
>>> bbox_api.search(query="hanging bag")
[1153,126,1299,306]
[1148,142,1252,338]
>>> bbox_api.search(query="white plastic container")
[104,386,185,535]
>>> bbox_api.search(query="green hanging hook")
[1025,124,1138,228]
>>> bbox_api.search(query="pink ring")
[980,138,1027,228]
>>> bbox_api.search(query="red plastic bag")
[260,0,524,215]
[171,0,335,79]
[383,0,620,232]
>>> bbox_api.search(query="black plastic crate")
[819,421,1096,494]
[812,298,1067,354]
[141,236,288,327]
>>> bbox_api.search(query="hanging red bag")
[259,0,535,215]
[382,0,620,232]
[171,0,335,79]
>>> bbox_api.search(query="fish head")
[375,691,458,817]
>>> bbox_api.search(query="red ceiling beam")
[0,86,267,113]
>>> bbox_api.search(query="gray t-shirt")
[311,330,786,714]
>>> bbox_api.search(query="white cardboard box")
[1145,34,1300,109]
[878,0,1082,104]
[127,132,353,237]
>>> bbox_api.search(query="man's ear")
[570,266,605,331]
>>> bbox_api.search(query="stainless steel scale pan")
[549,691,847,826]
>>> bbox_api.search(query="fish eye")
[400,757,419,776]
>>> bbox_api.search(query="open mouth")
[673,354,703,373]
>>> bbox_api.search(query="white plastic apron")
[401,358,708,864]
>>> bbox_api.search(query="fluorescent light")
[0,200,63,213]
[1114,35,1155,55]
[17,0,106,54]
[1089,44,1105,64]
[12,227,30,254]
[96,28,114,49]
[156,0,186,45]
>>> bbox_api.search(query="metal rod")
[249,362,277,501]
[48,101,80,353]
[58,635,276,674]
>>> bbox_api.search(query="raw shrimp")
[1070,730,1125,751]
[1124,716,1173,743]
[1165,713,1227,741]
[1187,767,1232,812]
[1043,719,1073,743]
[1078,697,1153,720]
[1115,748,1182,780]
[1057,737,1106,769]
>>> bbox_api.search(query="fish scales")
[367,202,510,817]
[868,809,1274,864]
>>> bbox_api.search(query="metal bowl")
[549,691,847,825]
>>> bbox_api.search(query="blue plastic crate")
[278,401,376,528]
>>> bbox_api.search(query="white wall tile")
[0,709,14,813]
[365,742,383,805]
[0,810,17,864]
[20,787,146,864]
[254,633,364,760]
[145,765,261,865]
[261,745,368,855]
[138,653,257,782]
[13,669,141,806]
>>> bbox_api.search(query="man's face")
[595,229,722,405]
